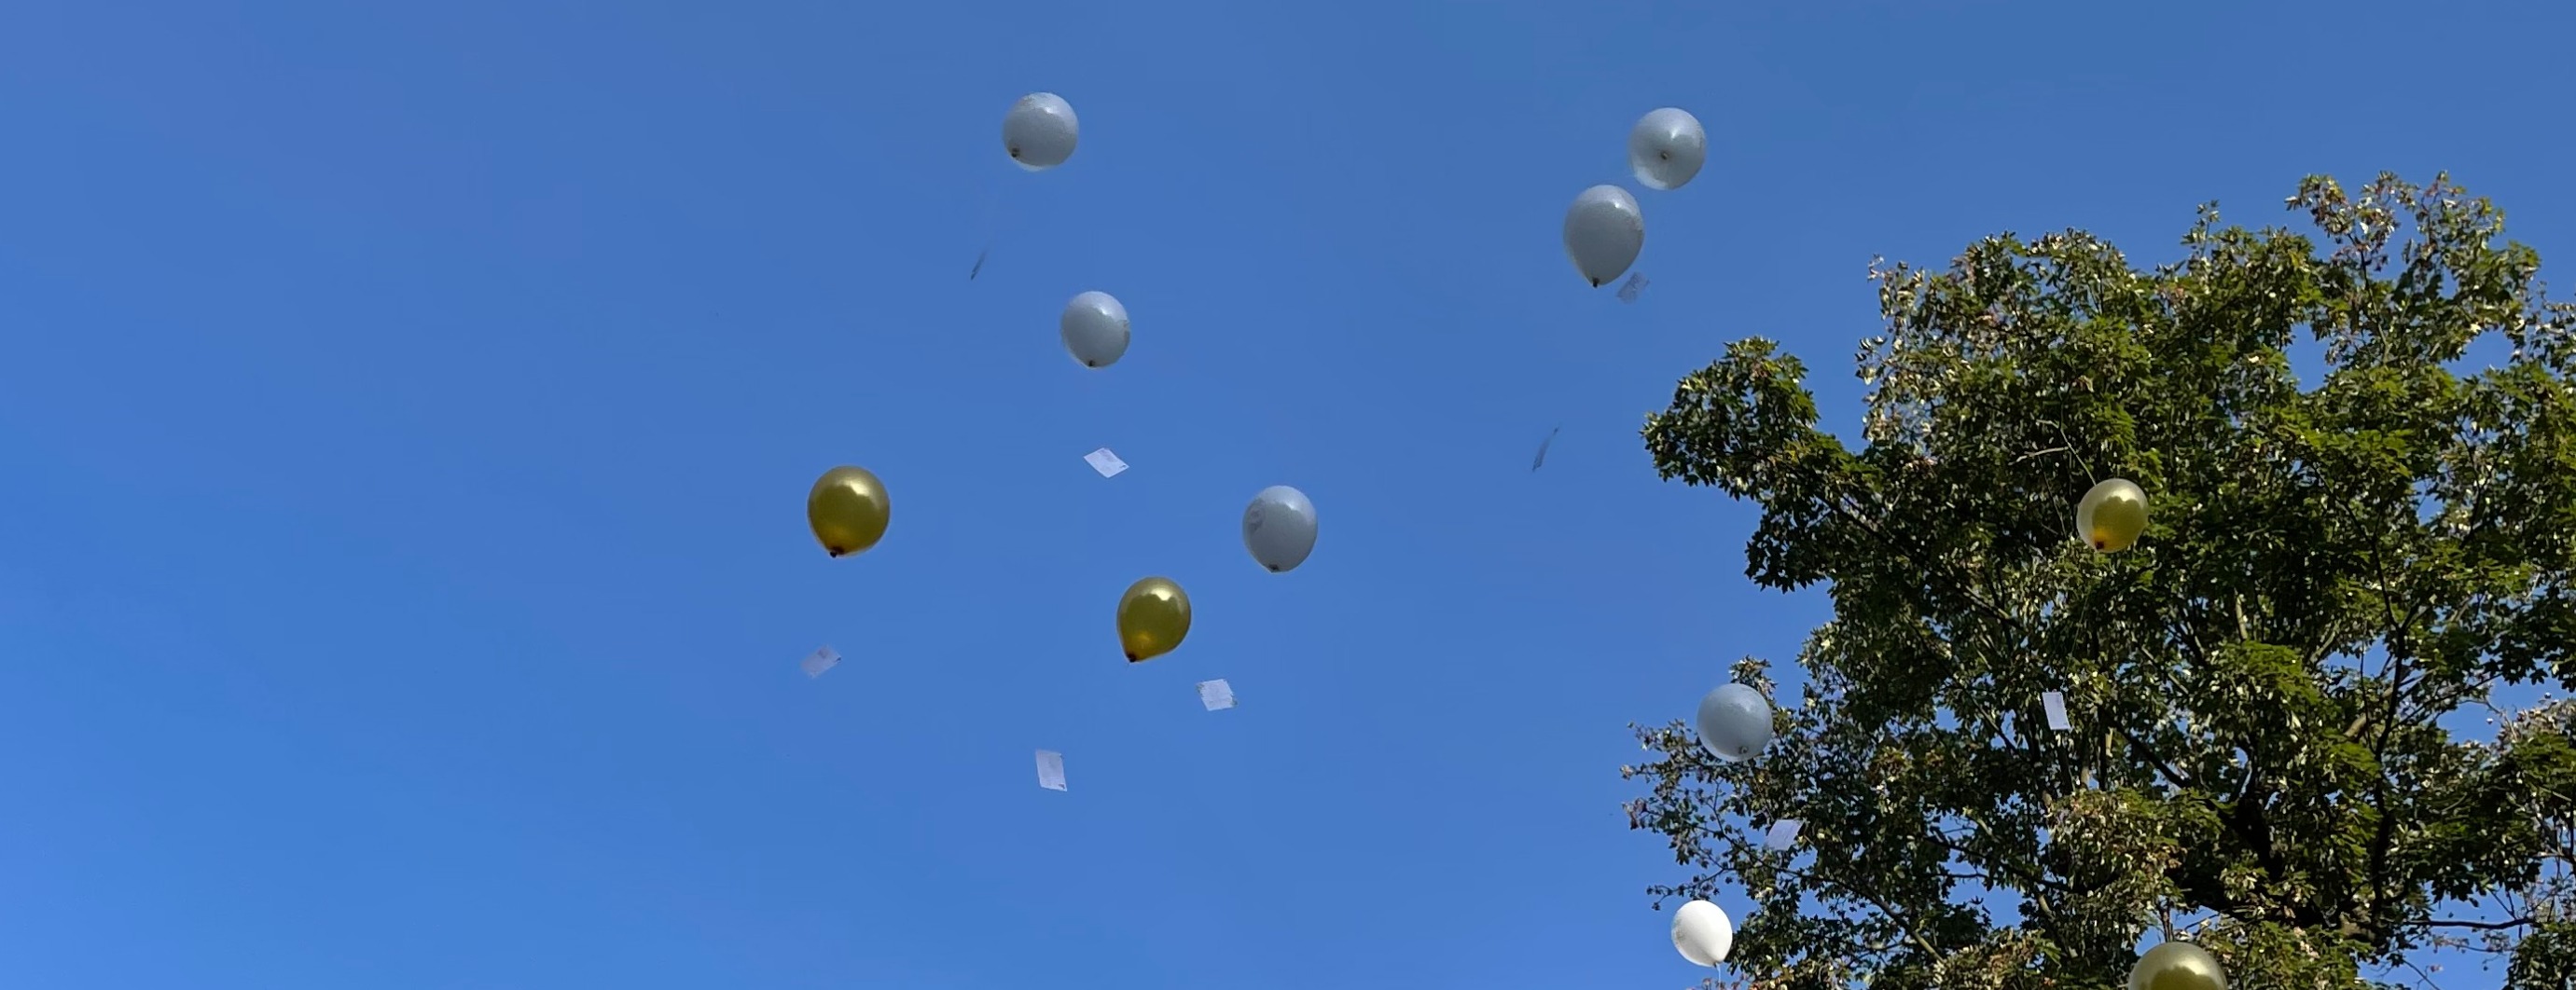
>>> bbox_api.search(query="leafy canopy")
[1624,173,2576,990]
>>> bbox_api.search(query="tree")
[1621,173,2576,990]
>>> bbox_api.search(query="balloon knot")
[1008,147,1022,158]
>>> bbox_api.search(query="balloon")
[1241,486,1319,573]
[1563,185,1644,288]
[1060,291,1131,368]
[1670,900,1734,967]
[2077,477,2150,553]
[1696,682,1775,763]
[1003,92,1080,172]
[807,466,891,557]
[1627,108,1707,191]
[2127,942,2226,990]
[1115,576,1192,663]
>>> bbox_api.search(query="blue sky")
[0,1,2566,987]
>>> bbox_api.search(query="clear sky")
[0,1,2566,987]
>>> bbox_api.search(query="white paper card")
[2042,691,2071,732]
[1764,818,1803,851]
[798,646,840,679]
[1084,448,1129,478]
[1197,679,1235,711]
[1034,749,1066,791]
[1616,272,1650,302]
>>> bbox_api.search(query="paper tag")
[1084,447,1129,478]
[2042,691,2071,732]
[1035,749,1067,791]
[1616,272,1649,302]
[1197,679,1236,711]
[798,647,841,679]
[1764,818,1802,851]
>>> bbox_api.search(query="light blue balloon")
[1695,682,1774,763]
[1060,291,1130,369]
[1627,107,1707,192]
[1003,92,1080,172]
[1562,185,1644,288]
[1240,486,1319,573]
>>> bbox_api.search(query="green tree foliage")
[1622,173,2576,990]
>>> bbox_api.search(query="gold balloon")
[2076,477,2150,553]
[2127,941,2225,990]
[1115,576,1192,663]
[807,465,891,557]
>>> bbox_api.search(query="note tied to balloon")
[1616,272,1650,303]
[1197,679,1235,711]
[1764,818,1802,851]
[2042,691,2072,732]
[1084,447,1129,478]
[799,646,841,679]
[1034,749,1067,791]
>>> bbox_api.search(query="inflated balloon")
[1696,682,1775,763]
[1670,900,1734,967]
[807,466,891,557]
[2127,942,2226,990]
[2076,477,2150,553]
[1563,185,1645,288]
[1060,291,1131,368]
[1002,92,1080,172]
[1241,486,1319,573]
[1627,108,1707,191]
[1115,577,1192,663]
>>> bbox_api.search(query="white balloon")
[1059,291,1130,368]
[1627,108,1707,191]
[1241,486,1319,573]
[1696,682,1775,763]
[1563,185,1644,288]
[1671,900,1734,967]
[1003,92,1080,172]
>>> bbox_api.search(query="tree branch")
[2353,497,2422,942]
[1839,869,1946,967]
[2404,916,2535,931]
